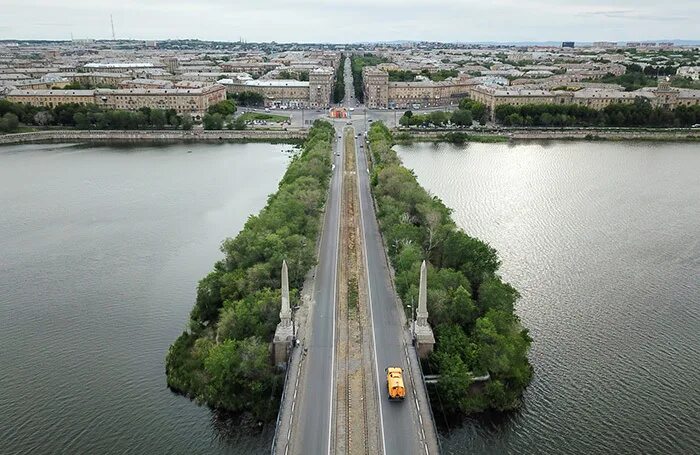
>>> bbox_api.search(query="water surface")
[0,142,291,454]
[397,141,700,454]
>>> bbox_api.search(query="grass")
[238,112,290,123]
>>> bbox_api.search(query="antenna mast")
[110,14,116,40]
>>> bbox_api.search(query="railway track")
[334,127,371,455]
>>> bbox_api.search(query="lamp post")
[407,298,416,344]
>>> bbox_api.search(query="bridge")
[271,57,440,455]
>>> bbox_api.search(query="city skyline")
[1,0,698,43]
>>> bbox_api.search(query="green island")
[165,120,334,420]
[367,122,533,414]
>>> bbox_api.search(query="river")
[396,141,700,454]
[0,142,292,454]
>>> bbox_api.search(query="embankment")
[0,128,306,145]
[397,127,700,142]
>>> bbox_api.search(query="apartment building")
[6,84,226,117]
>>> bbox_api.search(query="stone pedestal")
[413,322,435,359]
[273,323,294,366]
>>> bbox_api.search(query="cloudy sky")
[0,0,698,42]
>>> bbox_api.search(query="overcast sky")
[1,0,698,42]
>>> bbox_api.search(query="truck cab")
[386,367,406,400]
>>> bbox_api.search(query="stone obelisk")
[273,260,294,366]
[413,260,435,358]
[279,260,291,328]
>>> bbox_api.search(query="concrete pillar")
[413,260,435,359]
[273,260,294,367]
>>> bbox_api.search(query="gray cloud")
[0,0,697,42]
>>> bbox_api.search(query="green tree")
[451,108,473,126]
[150,109,167,129]
[0,112,19,133]
[203,113,224,130]
[429,110,448,126]
[73,112,90,129]
[208,100,237,116]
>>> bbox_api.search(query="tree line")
[333,54,346,104]
[495,98,700,127]
[350,54,390,101]
[0,99,193,132]
[165,120,335,420]
[595,63,699,91]
[399,99,487,128]
[367,122,532,414]
[388,69,459,82]
[228,91,265,107]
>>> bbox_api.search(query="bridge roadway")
[282,57,436,455]
[286,120,344,455]
[352,120,427,455]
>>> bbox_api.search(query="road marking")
[355,126,387,455]
[326,127,343,455]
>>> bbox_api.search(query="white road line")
[327,128,343,455]
[355,126,387,455]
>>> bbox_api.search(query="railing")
[415,347,443,454]
[270,343,294,455]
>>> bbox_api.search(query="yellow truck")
[385,367,406,400]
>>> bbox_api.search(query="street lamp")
[407,299,416,344]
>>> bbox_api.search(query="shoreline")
[0,129,307,145]
[393,127,700,143]
[2,126,699,146]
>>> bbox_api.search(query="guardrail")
[270,344,294,455]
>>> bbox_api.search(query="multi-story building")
[468,80,700,119]
[6,89,95,107]
[308,68,334,107]
[363,67,474,109]
[219,67,334,108]
[677,66,700,81]
[6,84,226,118]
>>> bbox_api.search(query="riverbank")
[394,127,700,142]
[0,128,307,145]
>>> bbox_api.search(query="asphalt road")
[289,123,344,455]
[348,57,424,455]
[352,122,424,455]
[290,58,425,455]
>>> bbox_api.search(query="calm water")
[397,141,700,454]
[0,142,292,454]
